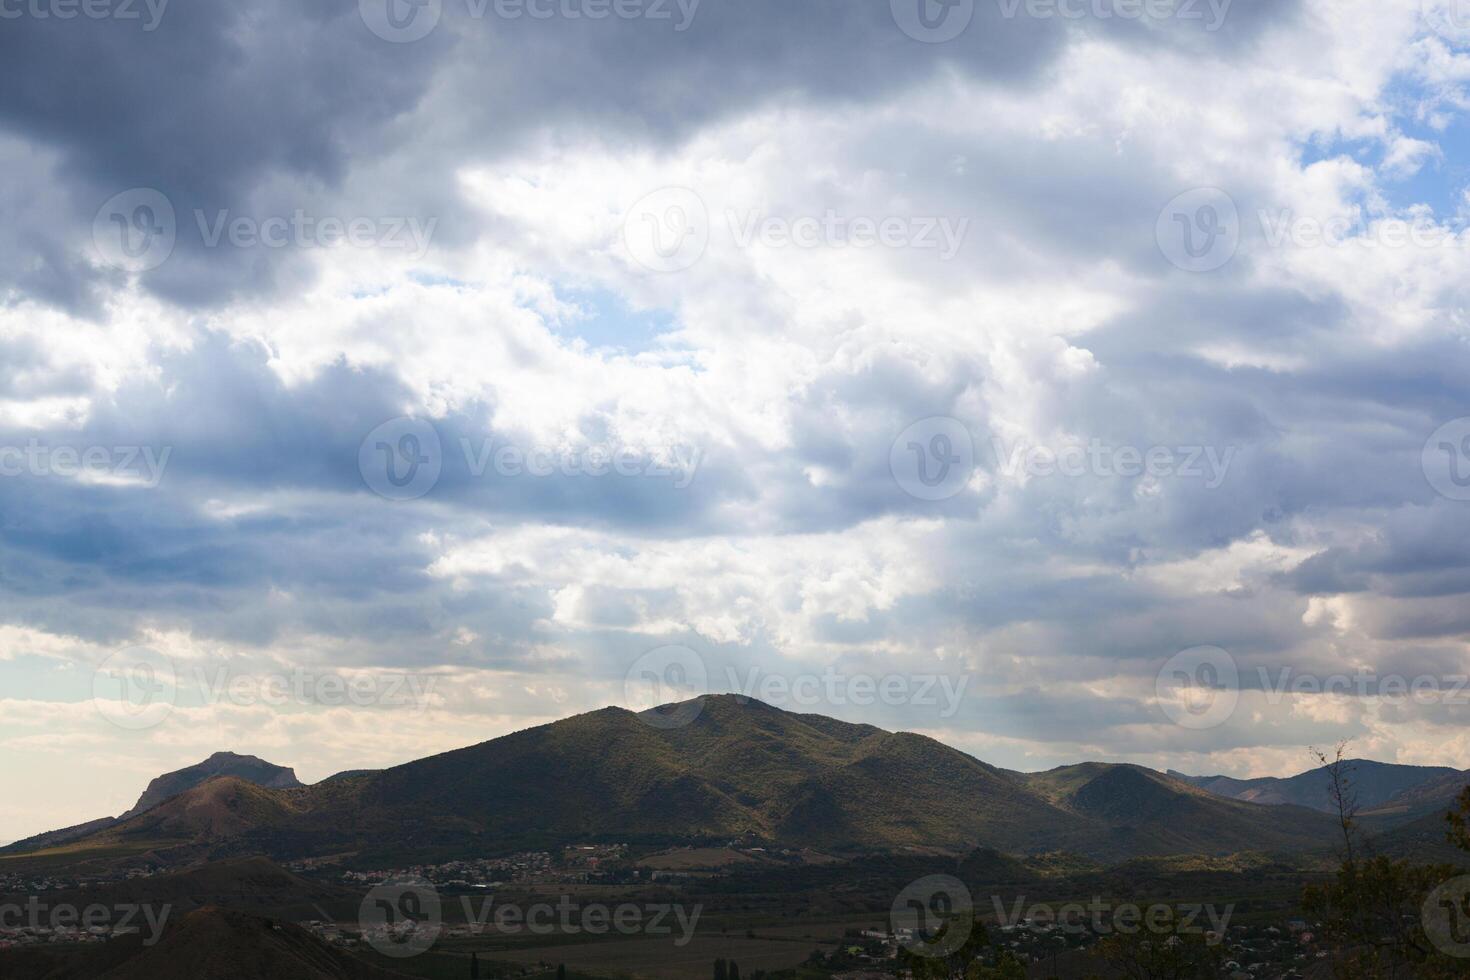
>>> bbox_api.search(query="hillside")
[1020,763,1340,857]
[1172,760,1462,812]
[2,752,304,857]
[122,752,302,819]
[14,696,1359,868]
[0,907,413,980]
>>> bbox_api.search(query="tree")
[1093,927,1223,980]
[1447,784,1470,853]
[896,916,991,979]
[1300,742,1470,978]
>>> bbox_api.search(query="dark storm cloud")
[0,0,1310,311]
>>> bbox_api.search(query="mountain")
[2,752,304,857]
[122,752,302,819]
[1019,763,1340,857]
[15,696,1350,867]
[1172,760,1464,814]
[0,816,119,855]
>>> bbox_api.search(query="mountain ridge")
[6,696,1365,869]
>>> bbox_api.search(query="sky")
[2,0,1470,843]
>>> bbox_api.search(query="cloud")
[2,0,1470,838]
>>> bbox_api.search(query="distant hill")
[1171,760,1466,819]
[1020,763,1339,857]
[122,752,302,819]
[1,752,302,857]
[12,696,1353,868]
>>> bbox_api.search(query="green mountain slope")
[13,696,1358,868]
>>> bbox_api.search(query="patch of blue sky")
[547,286,682,354]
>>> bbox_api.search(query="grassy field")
[480,934,819,980]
